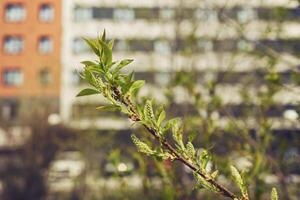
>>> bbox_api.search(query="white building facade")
[61,0,300,130]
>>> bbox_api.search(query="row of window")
[4,3,54,23]
[73,38,300,54]
[74,6,300,22]
[73,70,299,86]
[3,36,53,54]
[1,68,52,86]
[72,102,299,119]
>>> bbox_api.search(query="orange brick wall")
[0,0,61,98]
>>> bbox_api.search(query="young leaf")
[113,59,134,75]
[131,134,155,156]
[76,88,100,97]
[83,38,99,56]
[83,69,97,86]
[198,149,210,170]
[156,152,175,161]
[157,109,166,127]
[186,142,196,159]
[108,39,115,49]
[271,187,278,200]
[211,170,219,179]
[96,105,120,111]
[230,165,248,199]
[98,39,112,66]
[194,172,218,192]
[163,118,180,130]
[129,80,145,94]
[81,60,98,66]
[101,30,106,41]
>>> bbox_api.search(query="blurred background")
[0,0,299,199]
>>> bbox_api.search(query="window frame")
[3,35,24,55]
[38,35,53,54]
[4,3,26,23]
[38,3,55,22]
[2,67,24,87]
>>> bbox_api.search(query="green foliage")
[230,166,249,200]
[76,88,100,97]
[77,31,280,200]
[131,135,155,156]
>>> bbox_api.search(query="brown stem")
[111,87,238,199]
[144,125,237,199]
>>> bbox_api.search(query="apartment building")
[61,0,300,131]
[0,0,61,123]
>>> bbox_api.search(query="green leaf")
[271,187,278,200]
[108,39,114,49]
[83,68,96,86]
[81,60,98,66]
[76,88,100,97]
[157,109,166,127]
[194,172,218,192]
[211,170,219,179]
[86,65,105,75]
[101,30,106,41]
[83,38,99,56]
[96,105,120,111]
[129,80,145,94]
[198,149,210,170]
[131,135,155,156]
[156,152,175,161]
[230,165,248,199]
[164,117,181,132]
[98,39,112,65]
[186,142,196,158]
[113,59,134,75]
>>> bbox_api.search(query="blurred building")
[61,1,300,131]
[0,0,61,125]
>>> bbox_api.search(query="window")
[38,36,53,54]
[155,73,170,85]
[237,40,253,51]
[114,40,129,51]
[39,69,52,85]
[135,8,158,19]
[197,40,213,51]
[3,36,24,54]
[160,8,175,20]
[154,40,171,54]
[3,69,23,86]
[195,9,218,22]
[113,9,135,21]
[5,4,26,22]
[39,4,54,22]
[75,7,92,21]
[92,8,113,19]
[237,7,257,23]
[1,100,18,120]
